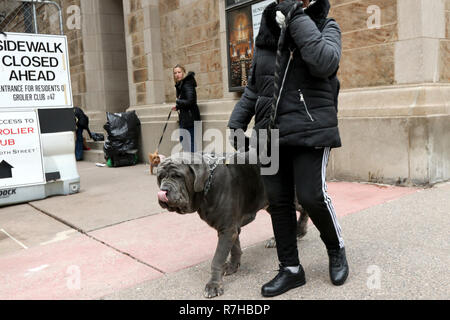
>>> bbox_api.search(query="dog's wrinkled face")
[156,155,208,214]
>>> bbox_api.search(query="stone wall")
[329,0,398,89]
[0,1,30,33]
[159,0,222,102]
[127,0,449,185]
[81,0,129,117]
[0,1,18,15]
[60,0,86,111]
[441,0,450,82]
[125,0,147,106]
[124,0,165,106]
[328,0,450,186]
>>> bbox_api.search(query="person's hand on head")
[275,10,286,29]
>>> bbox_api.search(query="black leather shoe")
[261,265,306,297]
[328,247,349,286]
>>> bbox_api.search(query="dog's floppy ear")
[188,164,209,193]
[176,152,209,193]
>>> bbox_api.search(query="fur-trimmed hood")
[255,0,331,50]
[176,71,197,89]
[255,2,280,50]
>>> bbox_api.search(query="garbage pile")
[103,111,141,167]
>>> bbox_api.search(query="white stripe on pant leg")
[321,147,344,248]
[323,147,343,239]
[322,148,342,236]
[323,147,343,245]
[323,149,343,245]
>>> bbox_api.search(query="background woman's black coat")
[176,71,201,129]
[228,0,342,148]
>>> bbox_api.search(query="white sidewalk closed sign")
[0,110,45,188]
[0,33,72,108]
[0,32,79,207]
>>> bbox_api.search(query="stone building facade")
[2,0,449,185]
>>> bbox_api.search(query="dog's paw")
[204,281,224,299]
[265,237,276,248]
[223,261,240,276]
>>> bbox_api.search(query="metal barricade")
[0,0,63,35]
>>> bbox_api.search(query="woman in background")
[172,64,201,153]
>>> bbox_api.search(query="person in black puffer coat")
[173,64,201,152]
[228,0,349,297]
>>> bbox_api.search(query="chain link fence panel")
[0,0,63,35]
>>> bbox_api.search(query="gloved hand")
[276,0,304,18]
[275,11,286,29]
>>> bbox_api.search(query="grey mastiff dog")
[156,152,308,298]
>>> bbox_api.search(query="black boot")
[261,265,306,297]
[327,247,349,286]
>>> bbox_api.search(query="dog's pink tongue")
[158,190,168,203]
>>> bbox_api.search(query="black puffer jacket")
[228,0,342,148]
[176,71,201,128]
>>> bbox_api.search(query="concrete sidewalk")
[0,161,448,300]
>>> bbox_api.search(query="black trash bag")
[107,150,138,168]
[91,132,105,142]
[103,111,141,166]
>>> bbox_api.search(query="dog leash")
[156,90,183,152]
[156,109,174,152]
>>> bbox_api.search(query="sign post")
[0,32,79,206]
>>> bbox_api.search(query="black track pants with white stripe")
[262,146,344,267]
